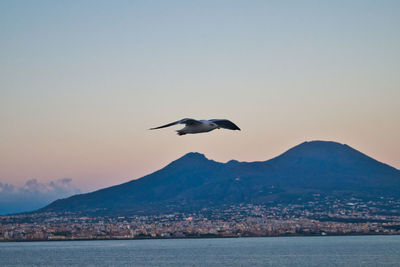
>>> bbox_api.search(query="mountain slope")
[40,141,400,215]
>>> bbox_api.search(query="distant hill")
[40,141,400,215]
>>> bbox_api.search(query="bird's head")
[210,122,218,128]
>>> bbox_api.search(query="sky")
[0,178,80,214]
[1,0,399,198]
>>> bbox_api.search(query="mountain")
[40,141,400,215]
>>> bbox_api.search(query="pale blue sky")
[1,1,399,191]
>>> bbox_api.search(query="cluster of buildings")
[1,196,399,241]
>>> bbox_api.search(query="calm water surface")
[1,235,399,266]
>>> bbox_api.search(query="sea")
[0,235,399,266]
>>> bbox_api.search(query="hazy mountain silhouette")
[40,141,400,215]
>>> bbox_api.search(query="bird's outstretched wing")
[210,119,241,130]
[150,118,201,130]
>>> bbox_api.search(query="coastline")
[1,231,399,243]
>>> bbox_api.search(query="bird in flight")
[150,118,241,136]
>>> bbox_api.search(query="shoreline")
[1,232,399,243]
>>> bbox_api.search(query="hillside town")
[1,195,400,241]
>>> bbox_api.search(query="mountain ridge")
[39,140,400,215]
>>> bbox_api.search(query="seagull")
[150,118,241,135]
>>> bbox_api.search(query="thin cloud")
[0,178,81,215]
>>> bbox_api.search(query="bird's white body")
[177,120,219,135]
